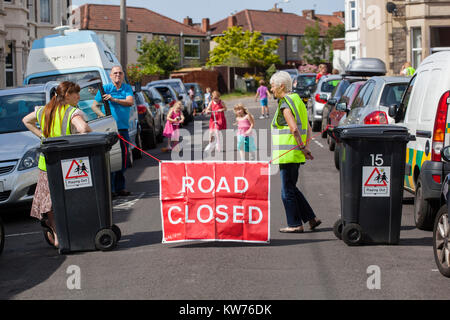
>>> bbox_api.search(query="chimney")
[302,9,316,20]
[227,15,237,28]
[202,18,210,33]
[183,16,193,26]
[333,11,345,19]
[269,4,283,12]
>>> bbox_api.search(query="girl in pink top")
[255,80,272,119]
[162,101,184,152]
[203,90,227,153]
[234,103,256,161]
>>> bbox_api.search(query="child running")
[234,103,257,161]
[162,101,184,152]
[203,90,227,153]
[255,80,272,119]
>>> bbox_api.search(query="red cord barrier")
[117,134,162,163]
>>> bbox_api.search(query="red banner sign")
[160,162,270,243]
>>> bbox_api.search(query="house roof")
[315,14,344,27]
[76,4,206,36]
[210,9,326,36]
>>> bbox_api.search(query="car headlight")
[18,148,39,171]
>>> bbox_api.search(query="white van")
[390,51,450,230]
[24,28,139,157]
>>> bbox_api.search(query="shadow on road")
[170,238,334,249]
[116,230,162,250]
[398,236,432,247]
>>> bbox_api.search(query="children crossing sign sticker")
[61,157,93,190]
[362,166,391,197]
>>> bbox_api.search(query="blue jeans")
[112,129,130,193]
[280,163,316,227]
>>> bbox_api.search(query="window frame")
[183,38,200,59]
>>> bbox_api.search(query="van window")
[77,83,109,122]
[420,69,442,122]
[380,83,408,107]
[28,71,101,84]
[407,70,431,122]
[397,76,416,121]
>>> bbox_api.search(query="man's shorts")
[260,98,268,107]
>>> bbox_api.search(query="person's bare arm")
[22,111,42,138]
[283,107,313,160]
[91,100,105,117]
[103,94,134,107]
[71,116,92,134]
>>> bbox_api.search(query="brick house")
[71,4,209,69]
[208,8,344,65]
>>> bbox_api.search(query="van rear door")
[76,80,122,172]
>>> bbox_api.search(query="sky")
[71,0,345,25]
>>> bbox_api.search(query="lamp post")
[120,0,127,69]
[180,31,184,68]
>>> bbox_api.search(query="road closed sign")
[61,157,93,190]
[160,162,270,243]
[362,166,391,197]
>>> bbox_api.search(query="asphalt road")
[0,96,448,300]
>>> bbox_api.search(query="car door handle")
[416,130,431,138]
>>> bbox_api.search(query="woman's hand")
[302,147,314,160]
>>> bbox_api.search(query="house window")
[350,46,357,60]
[430,26,450,54]
[5,41,14,87]
[292,37,298,53]
[350,0,357,29]
[28,0,36,22]
[411,27,422,69]
[136,35,143,51]
[40,0,51,23]
[184,38,200,59]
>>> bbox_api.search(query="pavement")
[0,95,448,300]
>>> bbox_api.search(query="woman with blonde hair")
[22,81,92,248]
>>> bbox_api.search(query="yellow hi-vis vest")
[271,93,308,164]
[36,105,76,171]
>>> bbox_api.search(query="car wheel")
[132,129,143,160]
[328,135,336,151]
[142,123,157,150]
[321,116,328,138]
[334,145,340,171]
[0,217,4,255]
[433,205,450,277]
[414,176,438,231]
[312,120,321,132]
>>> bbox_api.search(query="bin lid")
[39,132,118,153]
[333,124,415,141]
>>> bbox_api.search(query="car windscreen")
[380,83,408,106]
[334,80,351,99]
[163,81,184,95]
[0,93,46,133]
[28,71,101,84]
[321,79,340,93]
[296,75,316,87]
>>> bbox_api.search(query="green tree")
[325,24,345,63]
[136,38,180,76]
[301,21,327,65]
[207,26,281,68]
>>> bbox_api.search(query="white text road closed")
[362,166,391,197]
[61,157,93,190]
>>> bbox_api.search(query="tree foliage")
[136,38,180,76]
[207,26,281,68]
[301,21,327,66]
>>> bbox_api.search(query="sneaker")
[265,114,270,118]
[259,115,265,119]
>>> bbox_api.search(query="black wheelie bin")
[0,216,4,255]
[39,132,121,254]
[331,124,414,246]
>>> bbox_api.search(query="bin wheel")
[0,217,4,255]
[95,229,117,251]
[333,219,343,240]
[342,223,363,246]
[111,224,122,242]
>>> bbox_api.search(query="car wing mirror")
[178,95,183,100]
[328,98,337,106]
[336,102,348,112]
[320,93,328,102]
[388,104,398,118]
[442,146,450,162]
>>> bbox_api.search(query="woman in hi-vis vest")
[22,81,92,248]
[270,71,322,233]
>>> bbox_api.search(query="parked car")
[146,79,193,122]
[132,87,163,151]
[282,68,299,81]
[185,82,204,110]
[143,86,169,122]
[145,83,184,120]
[389,51,450,231]
[307,74,342,131]
[325,80,366,151]
[433,145,450,278]
[0,80,121,208]
[337,76,409,126]
[293,73,316,104]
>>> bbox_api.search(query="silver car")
[0,80,121,207]
[308,75,342,131]
[337,76,409,125]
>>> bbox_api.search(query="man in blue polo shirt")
[92,65,134,197]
